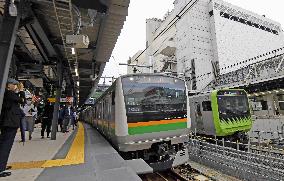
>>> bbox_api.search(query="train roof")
[119,73,185,81]
[188,88,247,98]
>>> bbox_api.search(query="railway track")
[140,171,178,181]
[140,164,211,181]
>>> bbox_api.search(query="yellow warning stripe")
[9,122,85,170]
[127,118,187,128]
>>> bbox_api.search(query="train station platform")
[3,123,141,181]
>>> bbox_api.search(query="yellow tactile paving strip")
[9,122,85,170]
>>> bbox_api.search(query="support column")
[0,0,22,112]
[51,60,63,140]
[266,94,276,116]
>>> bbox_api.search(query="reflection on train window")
[217,94,250,120]
[202,101,212,111]
[122,75,186,113]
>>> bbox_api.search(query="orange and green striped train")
[127,118,187,135]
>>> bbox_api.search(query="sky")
[100,0,284,84]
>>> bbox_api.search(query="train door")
[195,102,205,134]
[98,102,102,130]
[201,100,215,135]
[103,99,106,134]
[94,105,98,127]
[106,94,111,137]
[110,90,115,137]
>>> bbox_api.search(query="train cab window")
[202,101,212,111]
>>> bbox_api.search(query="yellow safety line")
[9,122,85,170]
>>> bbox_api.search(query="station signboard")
[47,97,73,103]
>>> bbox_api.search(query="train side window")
[202,101,212,111]
[196,104,202,116]
[112,91,115,105]
[261,101,268,110]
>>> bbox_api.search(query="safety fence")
[187,137,284,181]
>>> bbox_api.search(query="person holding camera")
[0,79,25,177]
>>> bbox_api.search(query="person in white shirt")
[23,97,37,140]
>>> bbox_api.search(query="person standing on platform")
[70,107,76,130]
[58,106,63,132]
[73,109,78,128]
[0,79,25,178]
[62,103,73,133]
[23,97,37,140]
[41,100,53,139]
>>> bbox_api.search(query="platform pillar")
[51,60,63,140]
[0,0,22,112]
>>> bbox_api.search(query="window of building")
[220,12,278,35]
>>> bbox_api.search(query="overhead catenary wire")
[153,0,199,41]
[72,4,82,35]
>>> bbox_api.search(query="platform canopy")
[0,0,129,105]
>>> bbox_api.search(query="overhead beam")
[30,17,58,57]
[71,0,109,13]
[25,24,49,63]
[15,36,35,58]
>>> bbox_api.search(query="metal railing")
[187,136,284,181]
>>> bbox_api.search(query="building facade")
[127,0,284,139]
[127,12,178,74]
[128,0,284,91]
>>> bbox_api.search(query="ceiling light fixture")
[9,0,17,17]
[71,47,76,55]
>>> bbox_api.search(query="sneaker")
[29,136,32,140]
[0,171,11,177]
[41,136,44,139]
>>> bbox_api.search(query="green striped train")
[188,89,253,143]
[82,74,190,173]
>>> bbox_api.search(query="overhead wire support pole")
[51,59,63,140]
[119,63,153,74]
[118,63,152,68]
[0,0,22,113]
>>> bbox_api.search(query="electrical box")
[66,34,90,48]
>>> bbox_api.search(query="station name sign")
[48,97,73,103]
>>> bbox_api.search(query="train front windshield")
[217,90,250,121]
[122,75,186,123]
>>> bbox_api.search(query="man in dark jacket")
[41,100,54,138]
[0,78,25,177]
[62,103,74,133]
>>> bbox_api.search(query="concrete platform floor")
[1,122,141,181]
[2,125,76,181]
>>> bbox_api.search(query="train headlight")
[128,107,141,112]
